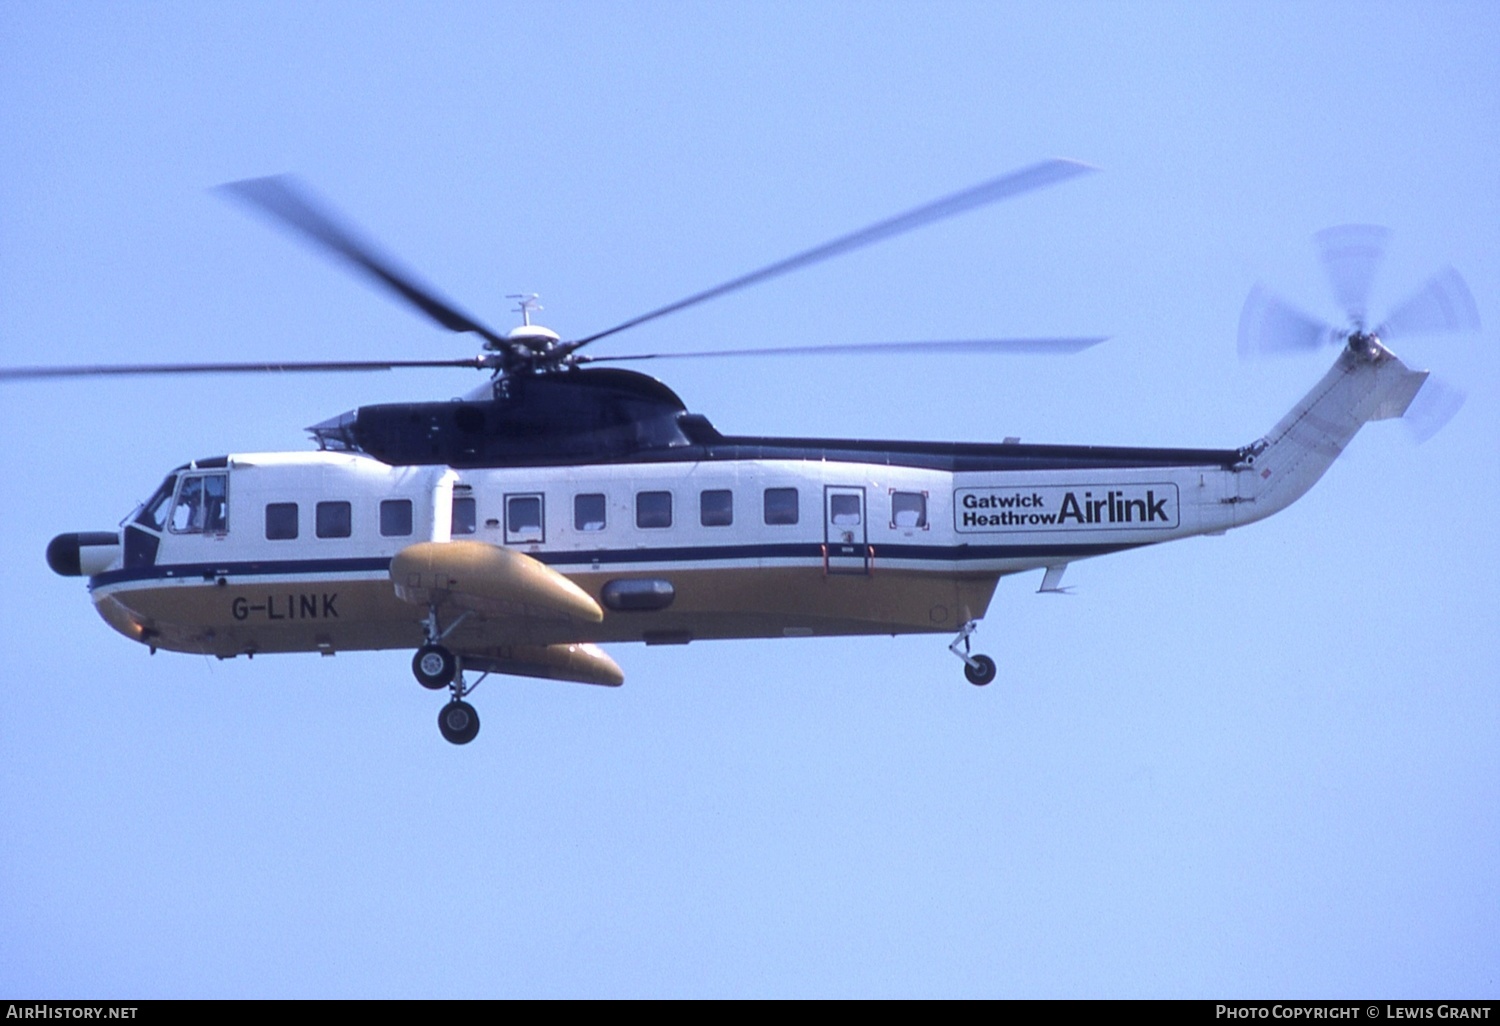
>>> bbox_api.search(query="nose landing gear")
[949,619,997,686]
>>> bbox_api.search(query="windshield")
[132,474,179,531]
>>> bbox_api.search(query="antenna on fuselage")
[507,293,542,327]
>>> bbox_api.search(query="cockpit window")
[134,474,178,531]
[169,473,229,534]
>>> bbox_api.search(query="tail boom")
[1230,341,1428,527]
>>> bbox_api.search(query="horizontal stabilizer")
[1370,368,1428,421]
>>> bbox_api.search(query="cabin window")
[169,473,228,534]
[700,489,733,527]
[891,491,928,529]
[763,487,799,526]
[265,502,299,540]
[574,493,606,532]
[380,499,413,537]
[316,501,352,539]
[636,490,673,529]
[506,494,544,544]
[452,496,477,535]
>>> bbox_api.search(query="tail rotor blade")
[1237,284,1337,358]
[1378,266,1481,340]
[1403,374,1466,444]
[1315,224,1390,326]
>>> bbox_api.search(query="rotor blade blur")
[1314,224,1389,325]
[218,176,506,347]
[580,337,1108,364]
[1403,374,1466,444]
[567,159,1097,352]
[0,358,488,382]
[1377,266,1482,339]
[1237,284,1336,358]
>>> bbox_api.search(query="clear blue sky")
[2,1,1496,998]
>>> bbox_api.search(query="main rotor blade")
[218,176,507,347]
[0,358,488,382]
[1377,266,1481,339]
[566,159,1097,353]
[1315,224,1389,326]
[580,336,1107,364]
[1237,284,1337,358]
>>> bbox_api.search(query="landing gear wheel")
[412,644,456,690]
[438,700,480,745]
[964,654,997,687]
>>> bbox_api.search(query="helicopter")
[7,159,1480,744]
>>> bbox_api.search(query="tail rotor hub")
[1345,329,1382,358]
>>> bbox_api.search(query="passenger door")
[823,486,869,575]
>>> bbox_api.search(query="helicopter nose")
[47,532,120,577]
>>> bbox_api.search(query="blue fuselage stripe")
[88,541,1140,589]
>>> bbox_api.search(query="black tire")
[964,654,997,686]
[438,700,480,745]
[412,643,457,690]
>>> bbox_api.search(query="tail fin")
[1231,343,1428,526]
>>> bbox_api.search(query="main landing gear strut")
[412,605,481,745]
[949,619,997,686]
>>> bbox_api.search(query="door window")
[829,493,862,526]
[506,494,545,544]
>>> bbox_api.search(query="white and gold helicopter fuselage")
[66,343,1428,699]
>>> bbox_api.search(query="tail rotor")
[1236,226,1480,441]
